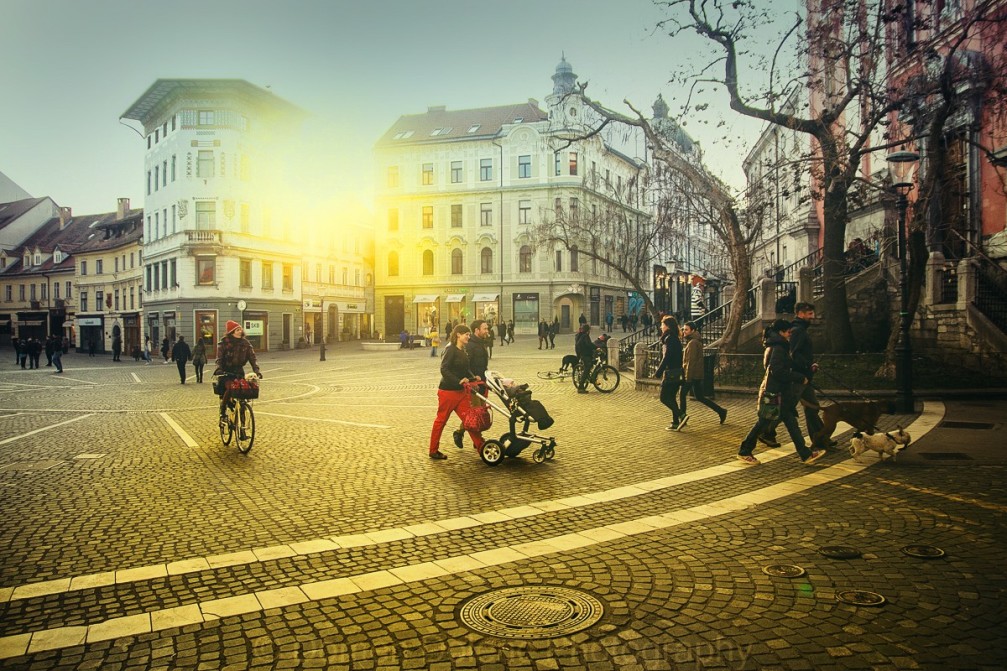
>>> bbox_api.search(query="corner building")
[121,80,306,356]
[373,58,644,337]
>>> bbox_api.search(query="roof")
[376,102,548,147]
[77,210,144,253]
[0,197,48,232]
[121,79,305,125]
[1,212,116,277]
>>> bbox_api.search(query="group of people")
[537,318,559,349]
[428,319,492,460]
[11,335,66,373]
[654,317,727,427]
[605,311,654,334]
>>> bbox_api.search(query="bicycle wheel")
[570,362,582,389]
[592,364,621,393]
[537,370,565,380]
[235,402,255,454]
[219,403,233,445]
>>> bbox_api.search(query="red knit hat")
[225,320,241,335]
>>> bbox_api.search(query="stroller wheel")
[545,446,556,461]
[480,440,504,467]
[532,448,546,464]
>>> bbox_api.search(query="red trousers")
[430,389,484,454]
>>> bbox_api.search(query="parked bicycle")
[572,353,621,393]
[217,373,260,453]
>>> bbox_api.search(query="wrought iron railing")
[693,285,758,344]
[975,261,1007,333]
[617,324,659,370]
[937,266,959,304]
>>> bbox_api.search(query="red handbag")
[463,405,492,432]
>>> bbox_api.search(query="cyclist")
[574,324,596,393]
[213,320,263,422]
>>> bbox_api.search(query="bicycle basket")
[226,377,260,399]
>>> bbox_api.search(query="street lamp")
[886,149,920,413]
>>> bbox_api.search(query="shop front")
[162,311,178,346]
[122,314,141,355]
[444,293,467,327]
[17,312,48,341]
[471,293,499,327]
[195,310,217,357]
[590,286,602,326]
[0,314,11,343]
[242,311,268,351]
[77,315,104,353]
[302,299,322,344]
[147,311,160,346]
[512,293,539,335]
[335,300,366,341]
[413,295,439,333]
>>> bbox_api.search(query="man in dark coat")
[171,335,192,384]
[44,336,55,366]
[761,302,825,447]
[112,334,122,362]
[574,324,596,393]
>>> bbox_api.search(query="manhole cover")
[818,545,862,559]
[938,421,995,430]
[459,586,604,639]
[920,453,972,460]
[836,590,886,607]
[762,564,806,578]
[901,544,945,559]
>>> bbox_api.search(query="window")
[451,248,463,275]
[154,166,159,191]
[262,261,274,289]
[153,264,159,290]
[80,291,87,312]
[30,284,36,300]
[40,283,47,301]
[154,211,160,239]
[519,245,532,273]
[171,155,176,181]
[480,203,492,227]
[162,260,169,289]
[554,197,562,213]
[147,171,151,195]
[96,259,103,275]
[53,282,60,299]
[480,158,493,181]
[451,204,462,228]
[18,285,25,301]
[197,258,215,285]
[569,152,578,176]
[163,208,167,235]
[355,269,360,286]
[239,203,248,233]
[388,209,399,231]
[329,265,335,284]
[480,247,493,274]
[95,290,103,310]
[388,252,399,277]
[422,206,433,229]
[146,265,151,291]
[129,287,134,310]
[555,152,561,176]
[155,129,159,144]
[467,124,481,133]
[387,166,399,187]
[33,253,41,265]
[54,250,62,264]
[571,246,579,272]
[4,286,10,302]
[422,250,434,276]
[342,267,348,284]
[518,155,531,178]
[163,161,167,187]
[314,263,321,283]
[556,250,563,272]
[114,289,119,311]
[195,201,215,229]
[198,151,214,178]
[422,163,434,185]
[239,259,252,288]
[518,200,531,225]
[282,264,293,291]
[65,281,71,298]
[130,253,134,269]
[451,161,463,183]
[198,110,214,125]
[569,197,579,218]
[115,257,119,273]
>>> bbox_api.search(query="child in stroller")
[471,370,557,466]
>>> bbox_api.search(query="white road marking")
[130,373,141,383]
[0,414,93,447]
[158,413,199,448]
[48,375,95,385]
[254,411,391,429]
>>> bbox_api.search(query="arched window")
[451,248,463,275]
[422,249,434,276]
[388,251,399,277]
[480,247,493,274]
[519,245,532,273]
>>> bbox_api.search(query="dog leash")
[813,367,874,403]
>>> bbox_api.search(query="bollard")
[320,341,326,361]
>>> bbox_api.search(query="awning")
[445,294,465,303]
[412,295,439,304]
[472,293,498,302]
[62,321,74,328]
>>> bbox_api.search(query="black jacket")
[761,331,806,396]
[171,340,192,362]
[439,344,475,391]
[789,317,814,378]
[574,330,595,359]
[655,329,683,378]
[465,336,489,379]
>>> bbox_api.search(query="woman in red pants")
[429,324,485,460]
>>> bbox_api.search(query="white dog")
[849,427,912,462]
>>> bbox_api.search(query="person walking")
[736,319,826,466]
[620,313,629,332]
[506,320,515,344]
[549,316,558,349]
[499,321,508,347]
[143,335,153,364]
[171,335,192,384]
[680,321,727,424]
[51,341,63,374]
[160,337,171,363]
[606,312,614,333]
[87,338,95,358]
[538,319,548,350]
[429,324,485,460]
[574,324,596,393]
[192,337,207,383]
[452,319,491,449]
[429,327,440,357]
[17,338,27,369]
[486,323,494,359]
[112,334,122,362]
[654,316,686,429]
[30,338,42,369]
[44,336,54,367]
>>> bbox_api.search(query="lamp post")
[886,150,920,414]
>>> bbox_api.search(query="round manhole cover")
[818,545,862,560]
[901,544,945,559]
[762,564,806,578]
[459,586,604,639]
[836,590,886,607]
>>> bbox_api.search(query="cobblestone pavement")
[0,341,1004,670]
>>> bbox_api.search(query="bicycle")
[571,354,621,393]
[537,367,575,381]
[217,374,259,453]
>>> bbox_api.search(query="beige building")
[373,58,648,338]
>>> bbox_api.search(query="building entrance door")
[384,296,404,342]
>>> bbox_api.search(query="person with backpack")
[191,337,208,383]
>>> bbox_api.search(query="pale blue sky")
[0,0,776,216]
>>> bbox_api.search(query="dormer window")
[54,250,62,264]
[34,254,41,266]
[24,254,30,267]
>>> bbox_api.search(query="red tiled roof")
[376,102,548,147]
[0,197,48,231]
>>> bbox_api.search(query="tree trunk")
[818,135,857,353]
[719,207,752,352]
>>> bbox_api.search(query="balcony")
[181,229,224,255]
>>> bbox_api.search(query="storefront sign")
[163,311,176,319]
[303,299,321,312]
[335,301,366,313]
[147,312,159,320]
[77,317,102,326]
[243,320,264,336]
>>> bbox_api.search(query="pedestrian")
[143,335,153,364]
[506,320,515,344]
[429,327,440,357]
[499,321,508,346]
[538,319,548,349]
[62,336,69,354]
[400,329,409,349]
[680,321,727,424]
[52,341,63,373]
[642,311,653,336]
[31,338,42,369]
[654,316,686,429]
[620,313,629,332]
[429,324,485,460]
[160,337,170,363]
[171,335,192,384]
[44,336,54,366]
[452,319,491,449]
[549,316,558,349]
[606,312,614,333]
[486,323,495,359]
[18,338,27,369]
[87,338,96,358]
[112,334,122,362]
[574,323,596,393]
[192,337,207,383]
[578,312,587,328]
[736,319,826,466]
[630,312,638,331]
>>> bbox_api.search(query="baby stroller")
[471,370,557,466]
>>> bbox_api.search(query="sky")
[0,0,779,217]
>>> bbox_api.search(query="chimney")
[58,207,72,230]
[117,198,130,220]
